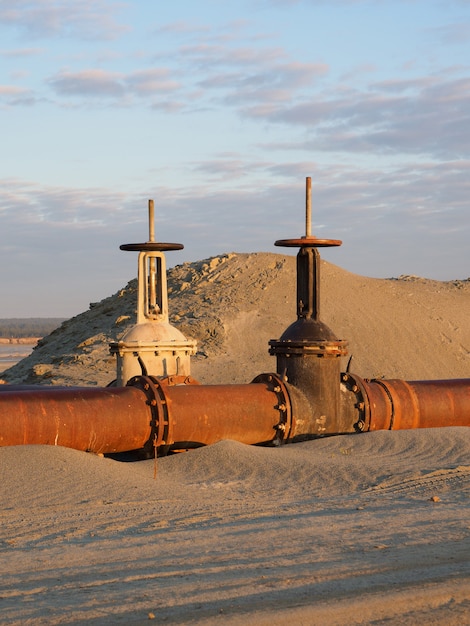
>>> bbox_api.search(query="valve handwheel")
[120,200,184,252]
[274,177,342,249]
[120,242,183,252]
[275,237,341,248]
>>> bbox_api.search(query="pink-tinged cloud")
[150,101,185,113]
[276,62,329,88]
[155,21,211,36]
[125,69,180,95]
[0,47,44,57]
[0,85,30,95]
[198,61,329,107]
[0,0,128,40]
[242,74,470,159]
[48,67,183,103]
[430,20,470,44]
[191,157,271,180]
[179,43,286,69]
[48,69,125,97]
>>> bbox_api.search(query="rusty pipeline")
[0,374,316,454]
[340,374,470,432]
[1,371,467,455]
[0,386,153,454]
[0,180,468,457]
[132,374,296,450]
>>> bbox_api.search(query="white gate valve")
[109,200,197,386]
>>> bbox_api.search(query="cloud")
[0,0,128,40]
[1,160,468,299]
[191,156,272,181]
[245,74,470,159]
[429,20,470,44]
[198,61,328,106]
[0,179,131,228]
[150,100,185,112]
[48,67,181,100]
[0,85,30,95]
[4,22,314,115]
[0,179,154,316]
[134,14,469,165]
[159,37,330,112]
[125,69,180,95]
[263,0,389,5]
[178,42,287,71]
[154,21,211,37]
[4,11,470,165]
[154,18,256,47]
[48,69,125,97]
[0,47,44,57]
[0,84,36,105]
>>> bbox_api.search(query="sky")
[1,0,469,318]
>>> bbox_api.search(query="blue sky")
[1,0,469,317]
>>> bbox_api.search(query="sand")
[0,253,469,624]
[1,432,469,624]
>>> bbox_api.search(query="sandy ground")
[0,253,469,624]
[1,431,469,625]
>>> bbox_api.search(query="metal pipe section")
[367,378,470,431]
[0,372,468,455]
[165,382,287,448]
[0,386,153,454]
[128,374,314,451]
[340,373,470,433]
[0,374,309,454]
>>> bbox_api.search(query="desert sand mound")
[0,252,469,624]
[2,252,469,385]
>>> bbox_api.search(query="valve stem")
[305,176,312,238]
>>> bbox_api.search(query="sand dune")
[2,253,469,387]
[0,253,469,623]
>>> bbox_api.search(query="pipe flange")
[251,373,292,445]
[368,378,396,430]
[127,375,171,447]
[340,373,369,432]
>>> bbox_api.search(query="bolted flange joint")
[251,372,292,445]
[340,372,370,432]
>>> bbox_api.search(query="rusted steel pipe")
[340,373,470,433]
[166,383,285,447]
[129,374,302,450]
[366,378,470,431]
[0,375,303,454]
[0,386,153,454]
[0,373,468,455]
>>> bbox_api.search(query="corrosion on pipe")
[0,373,469,456]
[366,378,470,431]
[168,384,284,447]
[341,374,470,433]
[129,374,297,450]
[0,386,153,454]
[0,374,300,455]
